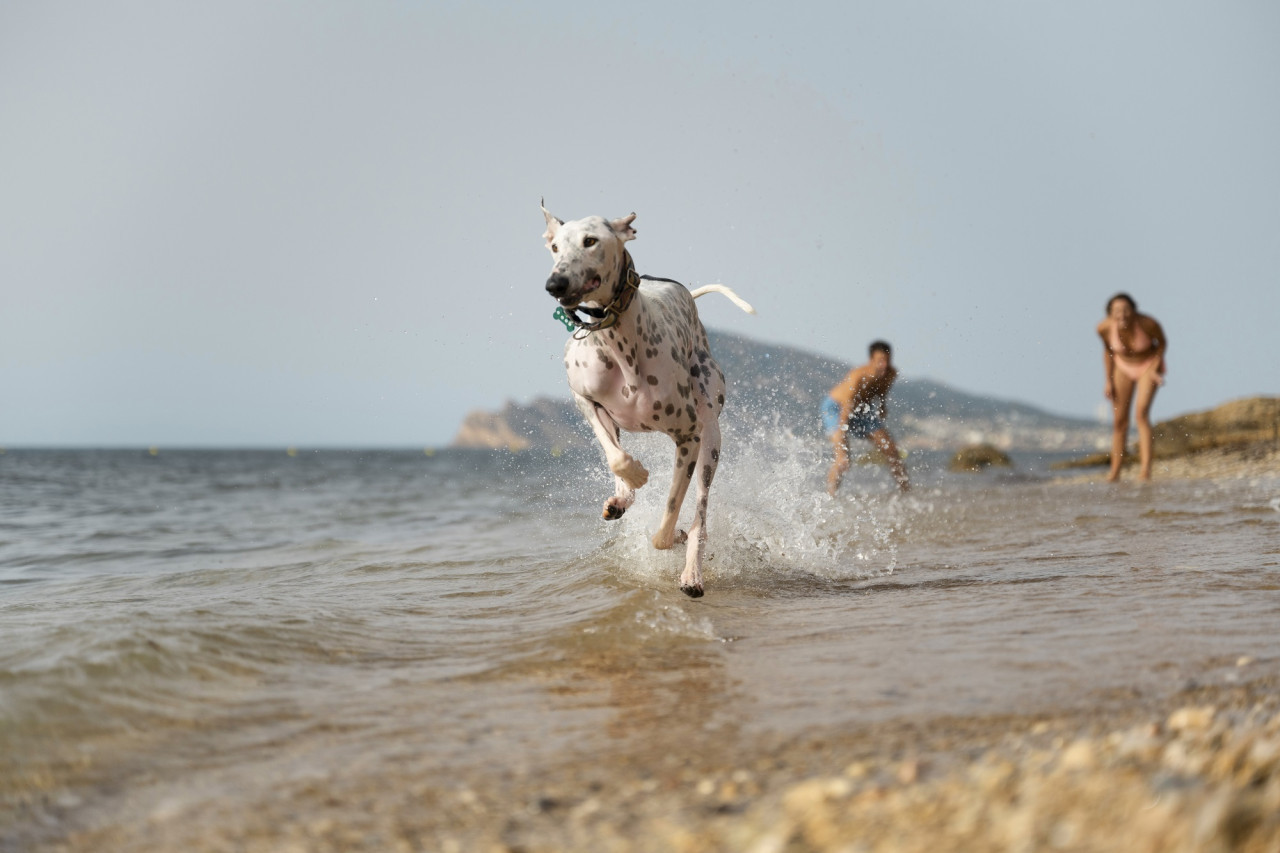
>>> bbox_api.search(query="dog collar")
[552,253,641,338]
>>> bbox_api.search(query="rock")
[948,443,1013,472]
[1058,739,1098,771]
[1169,706,1217,732]
[1054,395,1280,469]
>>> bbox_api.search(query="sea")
[2,432,1279,849]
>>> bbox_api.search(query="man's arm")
[836,366,868,426]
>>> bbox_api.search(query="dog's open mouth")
[554,274,603,309]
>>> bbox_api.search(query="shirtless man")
[1097,292,1167,482]
[823,340,910,494]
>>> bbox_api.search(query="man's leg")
[871,429,910,492]
[827,430,851,495]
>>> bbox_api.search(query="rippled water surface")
[2,442,1278,848]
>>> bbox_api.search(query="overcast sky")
[2,1,1277,447]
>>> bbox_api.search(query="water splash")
[582,419,928,590]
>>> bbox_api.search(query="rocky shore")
[1053,397,1280,484]
[1056,440,1280,484]
[53,675,1280,852]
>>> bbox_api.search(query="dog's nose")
[545,274,571,299]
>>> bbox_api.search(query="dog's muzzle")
[545,273,574,305]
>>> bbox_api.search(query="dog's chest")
[563,296,698,433]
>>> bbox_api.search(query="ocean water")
[2,435,1279,849]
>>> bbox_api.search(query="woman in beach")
[1097,292,1167,481]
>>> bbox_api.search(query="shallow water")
[2,439,1278,848]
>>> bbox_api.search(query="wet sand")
[37,671,1280,853]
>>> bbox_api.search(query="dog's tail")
[689,284,756,315]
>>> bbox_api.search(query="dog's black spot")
[646,375,658,385]
[690,365,700,378]
[653,401,663,410]
[686,461,696,478]
[665,404,674,415]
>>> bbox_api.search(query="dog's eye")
[582,237,598,248]
[551,243,558,253]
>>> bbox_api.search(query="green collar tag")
[552,306,576,332]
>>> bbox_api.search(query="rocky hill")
[453,330,1105,452]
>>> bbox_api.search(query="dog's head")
[541,202,636,309]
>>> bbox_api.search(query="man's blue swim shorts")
[821,396,885,440]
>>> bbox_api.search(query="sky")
[2,1,1277,447]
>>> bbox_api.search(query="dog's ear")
[541,199,562,245]
[610,212,637,242]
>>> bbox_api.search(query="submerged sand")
[33,671,1279,853]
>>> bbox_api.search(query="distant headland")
[452,330,1106,453]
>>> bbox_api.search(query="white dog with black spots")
[542,203,754,597]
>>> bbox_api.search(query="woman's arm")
[1143,315,1167,380]
[1098,321,1115,399]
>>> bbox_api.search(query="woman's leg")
[1108,371,1135,482]
[1133,373,1161,481]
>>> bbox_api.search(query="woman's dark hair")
[1106,292,1137,314]
[869,340,892,357]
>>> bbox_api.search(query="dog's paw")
[612,457,649,489]
[679,583,704,599]
[652,527,685,550]
[602,499,627,521]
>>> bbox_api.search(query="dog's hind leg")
[652,436,699,550]
[679,419,720,598]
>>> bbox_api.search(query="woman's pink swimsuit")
[1109,321,1163,383]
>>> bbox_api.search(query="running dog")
[541,202,754,597]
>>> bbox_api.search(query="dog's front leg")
[652,436,699,550]
[574,394,648,519]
